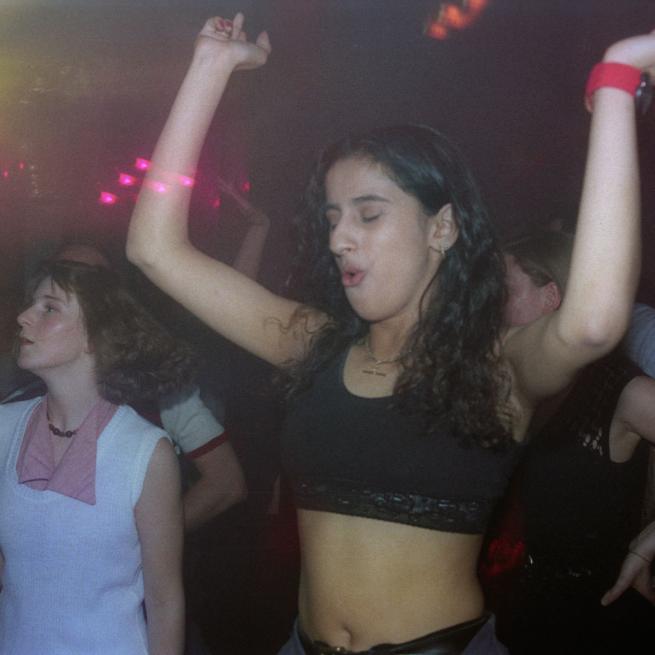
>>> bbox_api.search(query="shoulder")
[114,404,169,438]
[631,303,655,327]
[101,406,174,506]
[159,386,223,454]
[626,304,655,343]
[624,304,655,376]
[105,405,172,464]
[0,396,42,424]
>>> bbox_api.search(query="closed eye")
[324,210,340,231]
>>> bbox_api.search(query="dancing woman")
[127,14,654,654]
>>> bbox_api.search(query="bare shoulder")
[500,311,589,403]
[278,303,332,359]
[135,438,181,516]
[148,438,179,475]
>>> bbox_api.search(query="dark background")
[1,0,655,305]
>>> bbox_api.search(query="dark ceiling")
[1,0,655,303]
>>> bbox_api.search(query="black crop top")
[281,351,522,534]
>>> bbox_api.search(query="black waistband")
[298,614,489,655]
[293,479,491,534]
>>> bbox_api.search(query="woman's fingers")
[256,31,272,55]
[601,552,654,606]
[231,12,245,40]
[193,15,270,71]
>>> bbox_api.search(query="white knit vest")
[0,398,167,655]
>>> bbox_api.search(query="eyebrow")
[35,293,66,303]
[324,194,391,212]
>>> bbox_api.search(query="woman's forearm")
[558,37,654,351]
[146,591,185,655]
[127,52,234,269]
[559,92,639,350]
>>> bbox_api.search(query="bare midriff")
[296,508,485,652]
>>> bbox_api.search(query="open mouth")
[341,269,365,288]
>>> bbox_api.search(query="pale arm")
[160,387,247,531]
[600,375,655,605]
[506,33,655,401]
[135,439,184,655]
[127,15,321,366]
[602,519,655,606]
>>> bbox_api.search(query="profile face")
[16,277,91,375]
[324,156,442,325]
[503,255,551,327]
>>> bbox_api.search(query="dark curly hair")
[285,124,512,448]
[24,260,197,405]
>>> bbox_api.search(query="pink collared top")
[16,397,118,505]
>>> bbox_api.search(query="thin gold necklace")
[361,336,403,377]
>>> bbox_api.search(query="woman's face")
[16,277,91,375]
[503,255,554,327]
[325,156,447,326]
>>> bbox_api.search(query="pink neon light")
[2,170,9,179]
[427,22,448,39]
[443,5,468,28]
[212,196,222,209]
[241,180,251,193]
[119,173,136,186]
[135,157,151,171]
[18,161,25,170]
[99,191,118,205]
[154,182,167,194]
[179,175,195,188]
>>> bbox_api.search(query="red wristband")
[585,61,643,111]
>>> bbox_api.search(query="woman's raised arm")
[127,14,320,366]
[506,31,655,401]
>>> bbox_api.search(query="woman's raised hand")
[604,29,655,75]
[195,13,271,71]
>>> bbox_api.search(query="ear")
[427,203,459,254]
[542,281,562,312]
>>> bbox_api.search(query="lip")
[341,268,365,288]
[18,337,34,347]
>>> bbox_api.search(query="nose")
[329,214,358,257]
[17,307,33,328]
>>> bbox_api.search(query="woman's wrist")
[585,59,651,114]
[190,45,239,77]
